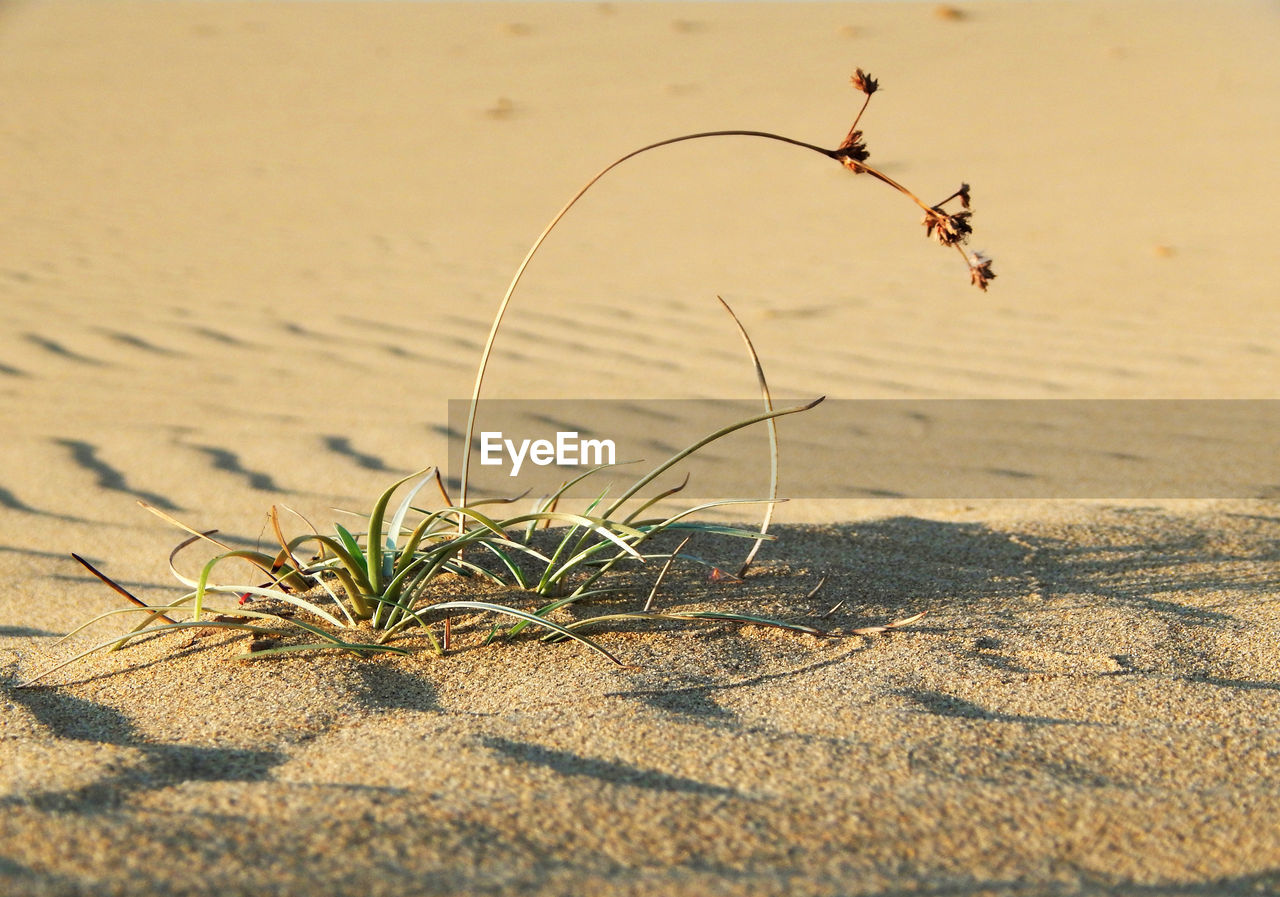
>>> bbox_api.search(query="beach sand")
[2,2,1279,894]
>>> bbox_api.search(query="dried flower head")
[968,251,996,291]
[822,69,992,288]
[923,208,972,246]
[851,68,879,96]
[835,126,869,171]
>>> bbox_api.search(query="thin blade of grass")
[393,600,625,665]
[716,295,777,578]
[601,398,823,521]
[549,610,825,638]
[386,468,437,553]
[334,524,368,577]
[266,506,311,591]
[621,473,689,526]
[643,535,692,612]
[366,468,435,598]
[501,512,645,559]
[189,548,323,626]
[847,610,927,635]
[139,500,234,550]
[141,500,294,586]
[238,641,411,659]
[523,462,630,540]
[567,502,776,601]
[53,603,194,646]
[16,619,287,688]
[475,540,533,589]
[652,520,777,539]
[166,531,213,589]
[516,586,628,627]
[276,509,361,626]
[199,584,348,629]
[72,554,178,625]
[664,611,825,635]
[442,556,521,587]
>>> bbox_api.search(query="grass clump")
[20,69,987,686]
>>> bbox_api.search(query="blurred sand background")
[2,2,1279,894]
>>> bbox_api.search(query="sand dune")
[1,1,1278,894]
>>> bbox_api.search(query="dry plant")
[20,70,986,686]
[459,68,994,556]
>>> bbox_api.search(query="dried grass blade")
[166,531,211,589]
[266,506,310,590]
[848,610,927,635]
[72,553,178,625]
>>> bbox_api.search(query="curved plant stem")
[459,130,848,514]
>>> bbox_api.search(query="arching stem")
[459,130,848,513]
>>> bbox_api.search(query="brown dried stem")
[460,73,993,510]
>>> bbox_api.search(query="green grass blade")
[441,556,518,587]
[190,548,330,626]
[386,468,437,550]
[164,532,212,589]
[525,464,625,540]
[55,602,196,647]
[238,641,411,659]
[393,513,457,575]
[621,474,689,526]
[334,524,368,576]
[202,584,347,629]
[645,520,777,539]
[366,468,435,597]
[504,587,627,639]
[475,540,533,589]
[564,503,773,602]
[390,600,625,665]
[500,512,645,559]
[288,531,373,617]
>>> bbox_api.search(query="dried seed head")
[933,183,971,210]
[923,208,973,246]
[968,251,996,291]
[851,68,879,96]
[835,126,869,171]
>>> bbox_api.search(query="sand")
[1,1,1279,894]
